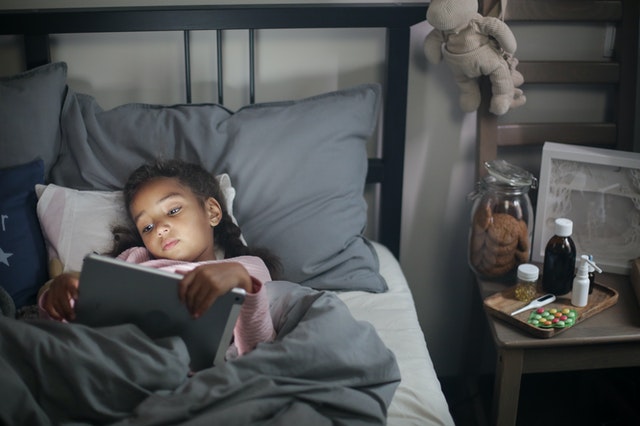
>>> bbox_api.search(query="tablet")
[74,253,245,371]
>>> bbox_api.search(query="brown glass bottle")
[541,218,576,295]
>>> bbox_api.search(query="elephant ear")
[423,30,444,64]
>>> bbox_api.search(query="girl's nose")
[157,224,169,236]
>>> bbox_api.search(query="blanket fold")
[0,281,400,425]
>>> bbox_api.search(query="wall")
[1,1,636,378]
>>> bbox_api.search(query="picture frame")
[532,142,640,274]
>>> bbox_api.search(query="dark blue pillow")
[0,159,48,308]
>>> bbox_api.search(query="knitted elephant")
[424,0,525,115]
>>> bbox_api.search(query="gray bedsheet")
[0,281,400,425]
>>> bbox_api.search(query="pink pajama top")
[39,247,275,357]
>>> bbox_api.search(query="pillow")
[35,184,126,273]
[51,84,385,292]
[0,62,67,177]
[0,159,48,308]
[35,174,239,272]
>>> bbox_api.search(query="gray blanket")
[0,281,400,425]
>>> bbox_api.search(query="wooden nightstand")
[477,272,640,425]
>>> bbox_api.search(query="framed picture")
[532,142,640,274]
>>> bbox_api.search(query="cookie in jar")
[468,160,536,280]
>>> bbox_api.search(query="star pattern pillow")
[0,159,48,308]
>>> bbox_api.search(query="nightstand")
[477,272,640,425]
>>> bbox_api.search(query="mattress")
[338,242,454,425]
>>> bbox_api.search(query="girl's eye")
[141,224,154,234]
[169,206,181,215]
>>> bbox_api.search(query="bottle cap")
[517,263,539,281]
[580,254,602,273]
[554,218,573,237]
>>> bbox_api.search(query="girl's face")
[129,177,222,262]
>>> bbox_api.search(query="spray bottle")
[571,255,602,307]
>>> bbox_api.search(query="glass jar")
[468,160,536,281]
[514,263,539,302]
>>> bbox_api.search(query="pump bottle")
[571,255,602,307]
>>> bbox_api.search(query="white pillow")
[35,174,239,273]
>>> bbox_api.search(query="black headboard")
[0,3,428,258]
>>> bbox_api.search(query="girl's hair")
[109,159,282,278]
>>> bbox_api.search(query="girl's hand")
[43,273,79,321]
[178,262,252,319]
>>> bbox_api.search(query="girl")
[40,159,281,358]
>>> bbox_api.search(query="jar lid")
[517,263,539,281]
[484,159,537,189]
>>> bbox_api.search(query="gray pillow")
[0,62,67,177]
[52,84,386,292]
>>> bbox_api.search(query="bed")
[0,3,454,425]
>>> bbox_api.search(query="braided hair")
[109,159,281,278]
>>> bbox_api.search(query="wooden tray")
[483,282,619,338]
